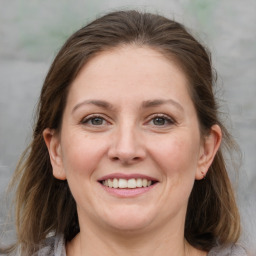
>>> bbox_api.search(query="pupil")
[92,117,103,125]
[153,117,165,125]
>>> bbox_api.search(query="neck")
[66,216,205,256]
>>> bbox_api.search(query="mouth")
[98,173,159,189]
[99,178,158,189]
[98,174,158,197]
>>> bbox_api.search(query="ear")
[43,128,67,180]
[196,124,222,180]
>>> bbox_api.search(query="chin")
[102,206,155,232]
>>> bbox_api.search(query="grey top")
[32,234,248,256]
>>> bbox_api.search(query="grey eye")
[90,117,104,125]
[152,117,167,126]
[82,116,107,126]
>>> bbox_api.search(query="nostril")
[111,156,141,162]
[110,156,142,165]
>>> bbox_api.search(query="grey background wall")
[0,0,255,253]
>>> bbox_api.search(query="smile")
[101,178,154,188]
[98,174,158,197]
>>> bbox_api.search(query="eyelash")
[80,113,176,128]
[147,114,176,127]
[80,114,109,126]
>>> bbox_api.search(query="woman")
[2,10,247,256]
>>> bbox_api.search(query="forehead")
[81,45,186,76]
[66,46,192,108]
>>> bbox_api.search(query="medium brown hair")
[3,10,240,254]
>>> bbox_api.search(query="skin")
[44,46,221,256]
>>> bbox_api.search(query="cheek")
[60,132,108,178]
[149,132,200,179]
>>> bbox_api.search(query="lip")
[98,173,158,182]
[100,182,158,198]
[98,173,159,198]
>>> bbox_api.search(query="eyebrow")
[141,99,184,112]
[72,100,114,113]
[72,98,184,113]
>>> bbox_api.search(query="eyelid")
[145,113,176,126]
[80,113,176,127]
[80,114,111,125]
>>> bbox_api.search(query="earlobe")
[196,124,222,180]
[43,128,67,180]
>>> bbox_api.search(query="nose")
[108,123,146,165]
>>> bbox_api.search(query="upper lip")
[98,173,158,182]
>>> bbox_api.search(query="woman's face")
[45,46,219,234]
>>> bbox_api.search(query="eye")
[152,116,168,126]
[147,114,175,127]
[81,115,108,126]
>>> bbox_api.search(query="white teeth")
[127,178,136,188]
[119,179,127,188]
[113,178,118,188]
[102,178,154,188]
[108,179,113,188]
[136,178,142,187]
[142,178,147,187]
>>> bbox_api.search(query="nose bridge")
[109,118,145,163]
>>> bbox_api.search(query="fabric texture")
[31,235,66,256]
[31,234,247,256]
[207,243,248,256]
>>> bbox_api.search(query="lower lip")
[100,183,157,197]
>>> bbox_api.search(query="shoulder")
[32,234,66,256]
[208,244,248,256]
